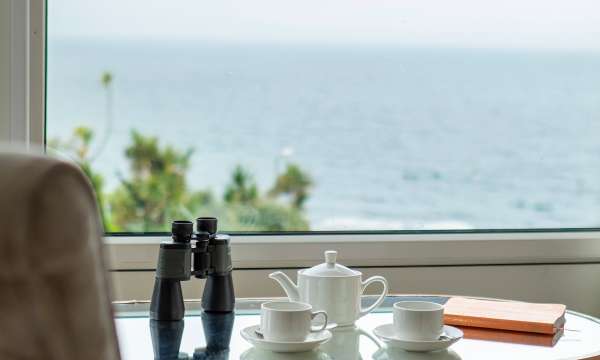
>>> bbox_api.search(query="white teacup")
[261,301,328,342]
[393,301,444,341]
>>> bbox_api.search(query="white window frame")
[2,0,44,146]
[106,231,600,271]
[7,0,600,273]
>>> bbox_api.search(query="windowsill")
[105,231,600,271]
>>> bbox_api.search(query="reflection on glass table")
[114,295,600,360]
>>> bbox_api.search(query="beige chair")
[0,150,121,360]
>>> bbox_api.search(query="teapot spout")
[268,271,300,301]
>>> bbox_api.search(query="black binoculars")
[150,217,235,321]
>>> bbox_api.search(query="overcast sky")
[48,0,600,49]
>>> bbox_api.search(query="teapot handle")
[359,276,388,317]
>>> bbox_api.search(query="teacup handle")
[359,276,389,317]
[310,311,328,332]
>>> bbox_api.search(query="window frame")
[8,0,600,272]
[106,231,600,271]
[3,0,44,146]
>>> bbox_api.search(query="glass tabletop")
[114,295,600,360]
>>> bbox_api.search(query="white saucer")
[373,324,463,352]
[254,322,339,337]
[241,325,332,353]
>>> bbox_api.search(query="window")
[46,0,600,234]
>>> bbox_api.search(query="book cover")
[458,326,563,347]
[444,297,566,335]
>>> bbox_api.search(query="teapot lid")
[302,250,359,277]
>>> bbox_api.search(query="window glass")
[46,1,600,232]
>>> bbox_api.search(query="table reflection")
[320,325,382,359]
[148,311,460,360]
[373,348,462,360]
[150,320,185,359]
[240,349,331,360]
[116,296,600,360]
[151,312,235,360]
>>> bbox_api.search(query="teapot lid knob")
[325,250,337,266]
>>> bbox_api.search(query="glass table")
[114,295,600,360]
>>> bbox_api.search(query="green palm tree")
[109,130,212,231]
[90,71,114,161]
[269,163,312,209]
[224,165,259,205]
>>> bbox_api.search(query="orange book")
[443,297,566,335]
[458,326,563,347]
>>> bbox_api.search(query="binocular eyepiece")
[171,220,193,242]
[150,217,235,321]
[171,217,218,243]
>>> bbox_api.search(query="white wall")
[0,0,10,141]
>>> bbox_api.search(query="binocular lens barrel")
[197,217,218,235]
[171,221,193,243]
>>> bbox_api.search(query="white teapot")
[269,250,388,326]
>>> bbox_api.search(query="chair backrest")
[0,150,120,360]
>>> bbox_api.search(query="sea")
[46,38,600,230]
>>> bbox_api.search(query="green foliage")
[218,165,309,231]
[50,71,312,232]
[54,127,312,232]
[269,163,313,209]
[48,126,113,230]
[109,130,212,232]
[221,203,309,231]
[101,71,113,88]
[224,165,258,205]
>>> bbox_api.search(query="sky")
[48,0,600,49]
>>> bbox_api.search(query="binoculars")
[150,217,235,321]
